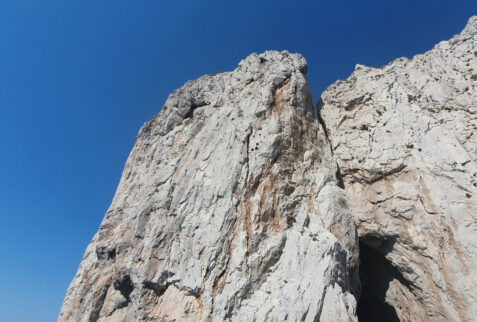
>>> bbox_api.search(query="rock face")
[61,16,477,322]
[59,51,358,321]
[320,16,477,321]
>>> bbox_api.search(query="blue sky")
[0,1,475,321]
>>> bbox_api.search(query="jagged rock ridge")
[60,51,358,321]
[321,16,477,321]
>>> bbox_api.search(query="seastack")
[59,51,358,321]
[61,16,477,322]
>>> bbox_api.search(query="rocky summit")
[60,16,477,321]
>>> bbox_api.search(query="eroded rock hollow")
[60,16,477,321]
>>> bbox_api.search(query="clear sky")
[0,1,475,321]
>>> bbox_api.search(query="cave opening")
[356,240,400,322]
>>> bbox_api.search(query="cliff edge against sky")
[60,16,477,321]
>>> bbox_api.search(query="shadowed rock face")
[59,50,358,322]
[357,241,400,322]
[61,16,477,322]
[321,16,477,322]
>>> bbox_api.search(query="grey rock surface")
[321,16,477,321]
[61,16,477,322]
[59,51,358,321]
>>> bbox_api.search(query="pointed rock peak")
[59,50,358,321]
[238,50,308,75]
[461,15,477,36]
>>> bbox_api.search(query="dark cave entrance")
[356,240,400,322]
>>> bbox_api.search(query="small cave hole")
[114,275,134,302]
[184,101,207,119]
[357,240,400,322]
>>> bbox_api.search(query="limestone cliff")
[59,51,358,321]
[321,16,477,321]
[60,16,477,322]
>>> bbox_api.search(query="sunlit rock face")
[61,16,477,322]
[59,50,358,322]
[320,16,477,322]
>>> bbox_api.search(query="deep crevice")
[357,240,401,322]
[316,98,345,189]
[114,275,134,301]
[316,98,330,141]
[142,280,170,297]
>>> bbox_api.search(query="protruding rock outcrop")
[320,16,477,321]
[59,51,358,321]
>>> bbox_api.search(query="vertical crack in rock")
[59,50,358,321]
[321,16,477,321]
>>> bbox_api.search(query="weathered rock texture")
[59,51,358,321]
[321,16,477,321]
[61,16,477,322]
